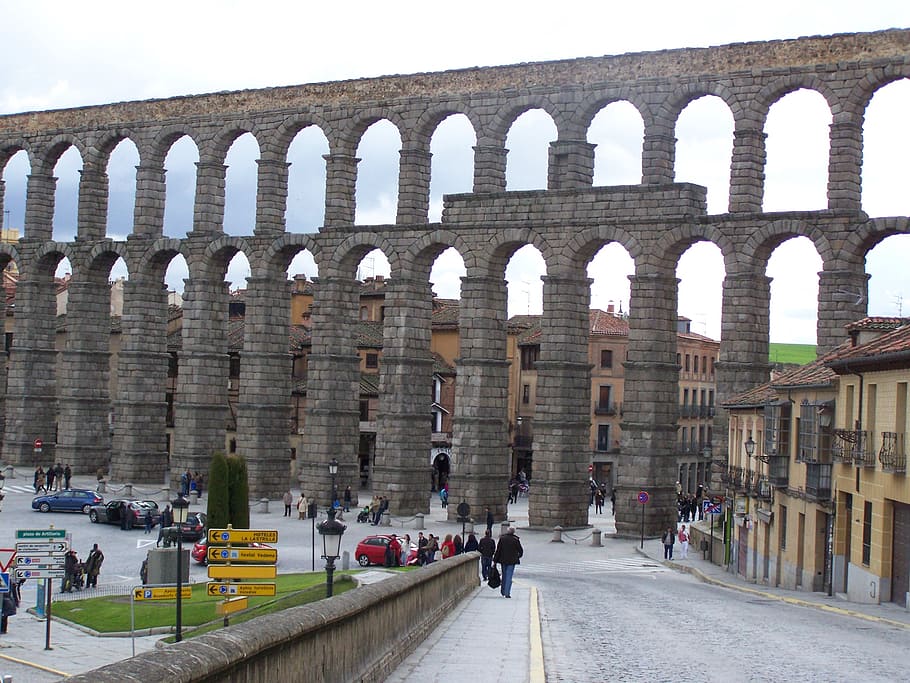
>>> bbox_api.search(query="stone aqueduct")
[0,29,908,535]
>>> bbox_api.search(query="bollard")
[123,483,133,497]
[415,513,425,530]
[160,487,170,502]
[97,480,106,494]
[551,526,564,543]
[260,498,270,514]
[380,510,391,527]
[466,521,475,534]
[3,464,15,479]
[592,528,602,547]
[500,521,511,536]
[189,490,199,505]
[341,550,350,571]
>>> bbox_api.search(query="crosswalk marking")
[525,556,669,576]
[2,484,40,495]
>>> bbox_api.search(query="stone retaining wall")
[63,554,479,683]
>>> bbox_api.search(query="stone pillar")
[372,276,435,515]
[76,163,109,241]
[236,273,293,498]
[641,126,675,185]
[23,174,57,241]
[171,276,230,482]
[615,270,679,537]
[56,277,113,473]
[715,269,772,488]
[448,274,510,524]
[0,282,7,446]
[547,140,595,190]
[827,120,863,212]
[472,145,507,194]
[254,158,290,237]
[112,275,170,482]
[2,273,57,464]
[818,266,869,355]
[297,276,361,507]
[728,128,766,213]
[323,154,359,227]
[396,146,432,224]
[191,162,227,234]
[529,273,592,529]
[133,163,167,237]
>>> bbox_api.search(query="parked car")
[32,489,103,514]
[355,534,419,567]
[160,512,207,546]
[191,537,274,566]
[88,500,160,528]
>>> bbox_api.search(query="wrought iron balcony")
[594,401,619,415]
[731,465,745,491]
[833,429,875,467]
[879,432,907,474]
[757,477,773,500]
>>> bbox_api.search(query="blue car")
[32,489,103,513]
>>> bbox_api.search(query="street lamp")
[171,494,189,642]
[744,436,756,460]
[317,508,346,597]
[328,457,338,510]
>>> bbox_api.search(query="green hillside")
[769,343,816,365]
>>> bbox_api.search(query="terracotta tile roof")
[589,309,629,336]
[826,322,910,371]
[431,299,460,327]
[723,345,844,407]
[844,316,910,332]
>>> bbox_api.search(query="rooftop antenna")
[895,293,904,318]
[357,255,376,282]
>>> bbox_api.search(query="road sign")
[207,564,277,580]
[16,557,65,569]
[0,572,9,593]
[132,586,192,601]
[207,547,278,564]
[208,529,278,544]
[206,582,276,597]
[638,490,650,504]
[16,568,65,579]
[15,542,67,554]
[216,596,249,616]
[704,501,722,515]
[34,438,43,449]
[0,549,15,571]
[16,529,67,540]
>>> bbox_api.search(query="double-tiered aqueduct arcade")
[0,29,908,536]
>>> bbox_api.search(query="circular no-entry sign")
[33,438,43,450]
[638,490,650,504]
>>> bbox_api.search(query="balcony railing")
[594,402,619,415]
[678,405,715,419]
[833,429,875,467]
[879,432,907,474]
[805,463,833,501]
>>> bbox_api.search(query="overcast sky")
[1,1,909,344]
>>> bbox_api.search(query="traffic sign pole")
[637,491,649,549]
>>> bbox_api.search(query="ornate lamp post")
[171,494,189,642]
[744,436,756,459]
[317,508,346,597]
[328,457,338,509]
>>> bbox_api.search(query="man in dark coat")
[492,527,523,598]
[478,529,496,581]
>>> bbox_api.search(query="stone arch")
[94,130,142,161]
[847,66,910,118]
[481,227,554,276]
[0,139,33,170]
[406,229,471,276]
[845,217,910,261]
[202,119,265,163]
[24,242,73,279]
[659,82,741,131]
[565,225,644,270]
[36,134,86,175]
[331,231,399,278]
[0,242,21,270]
[80,242,130,284]
[753,74,841,123]
[201,235,253,278]
[138,238,186,282]
[411,104,483,148]
[337,109,407,157]
[654,222,737,273]
[264,232,324,274]
[742,218,834,268]
[270,115,334,160]
[487,95,564,145]
[576,89,650,137]
[150,124,204,167]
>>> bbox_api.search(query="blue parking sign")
[0,572,9,593]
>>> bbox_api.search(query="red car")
[191,537,274,566]
[355,534,419,567]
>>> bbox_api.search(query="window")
[764,402,792,458]
[676,353,681,366]
[702,356,707,375]
[779,505,787,550]
[685,354,690,371]
[694,355,699,373]
[600,349,613,369]
[360,306,368,320]
[366,353,379,369]
[797,401,834,463]
[597,424,610,451]
[521,345,540,370]
[522,384,530,404]
[862,501,872,566]
[681,427,688,450]
[598,385,612,411]
[229,355,241,379]
[360,400,370,422]
[711,357,715,376]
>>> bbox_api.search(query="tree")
[206,451,231,532]
[227,454,250,529]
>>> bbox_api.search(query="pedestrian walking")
[85,543,104,588]
[0,580,21,634]
[158,504,173,547]
[661,526,676,560]
[678,524,689,559]
[297,493,308,519]
[343,485,352,512]
[400,534,412,566]
[453,533,464,555]
[34,466,47,493]
[54,463,64,490]
[492,527,523,598]
[485,506,494,534]
[441,533,455,559]
[464,532,479,554]
[63,464,72,489]
[478,529,496,581]
[283,491,293,517]
[144,509,153,534]
[610,489,616,515]
[594,488,605,514]
[46,465,56,492]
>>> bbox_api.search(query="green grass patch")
[769,343,816,365]
[52,572,360,636]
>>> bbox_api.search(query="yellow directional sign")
[206,582,276,597]
[133,586,192,601]
[207,547,278,564]
[216,596,249,616]
[208,529,278,544]
[207,564,277,580]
